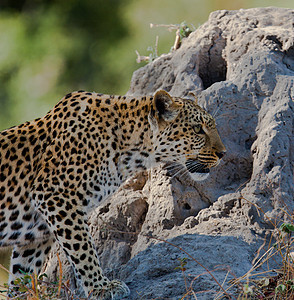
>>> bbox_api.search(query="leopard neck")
[109,95,156,176]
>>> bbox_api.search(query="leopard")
[0,89,226,299]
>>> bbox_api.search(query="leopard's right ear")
[186,92,198,104]
[153,90,182,122]
[148,90,182,134]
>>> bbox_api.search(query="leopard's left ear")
[186,92,198,105]
[153,90,182,122]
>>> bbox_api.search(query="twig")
[135,50,151,63]
[56,252,63,298]
[150,23,180,31]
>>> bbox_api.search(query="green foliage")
[175,257,188,272]
[233,199,294,300]
[146,44,158,62]
[280,222,294,234]
[243,283,253,295]
[136,21,194,63]
[1,272,60,300]
[0,0,131,130]
[178,21,194,40]
[275,283,286,294]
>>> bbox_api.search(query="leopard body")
[0,90,226,298]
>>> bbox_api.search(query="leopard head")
[149,90,226,181]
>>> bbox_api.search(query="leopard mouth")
[185,159,210,174]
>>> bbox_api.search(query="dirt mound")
[44,7,294,299]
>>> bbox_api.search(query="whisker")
[189,164,203,173]
[165,165,184,176]
[165,163,186,177]
[156,155,211,180]
[212,105,220,118]
[186,159,209,174]
[159,153,197,161]
[163,159,187,168]
[164,163,183,171]
[169,167,190,181]
[169,167,186,180]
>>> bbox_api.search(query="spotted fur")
[0,90,225,299]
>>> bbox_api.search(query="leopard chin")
[189,171,210,181]
[185,159,210,181]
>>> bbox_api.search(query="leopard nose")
[216,151,226,159]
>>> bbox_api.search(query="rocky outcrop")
[44,7,294,299]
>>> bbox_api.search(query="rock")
[121,234,254,299]
[44,7,294,299]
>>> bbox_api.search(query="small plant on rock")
[135,21,194,63]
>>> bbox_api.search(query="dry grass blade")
[56,252,63,298]
[29,273,38,299]
[0,264,11,276]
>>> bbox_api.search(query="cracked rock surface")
[44,7,294,299]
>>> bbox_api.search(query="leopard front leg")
[34,192,129,299]
[9,237,53,283]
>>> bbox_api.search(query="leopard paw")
[90,280,130,300]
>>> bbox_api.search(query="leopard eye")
[193,125,205,134]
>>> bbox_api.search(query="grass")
[228,196,294,300]
[232,220,294,300]
[0,253,79,300]
[166,219,294,300]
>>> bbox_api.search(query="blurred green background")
[0,0,294,131]
[0,0,294,290]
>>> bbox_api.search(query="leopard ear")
[153,90,181,122]
[186,92,198,104]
